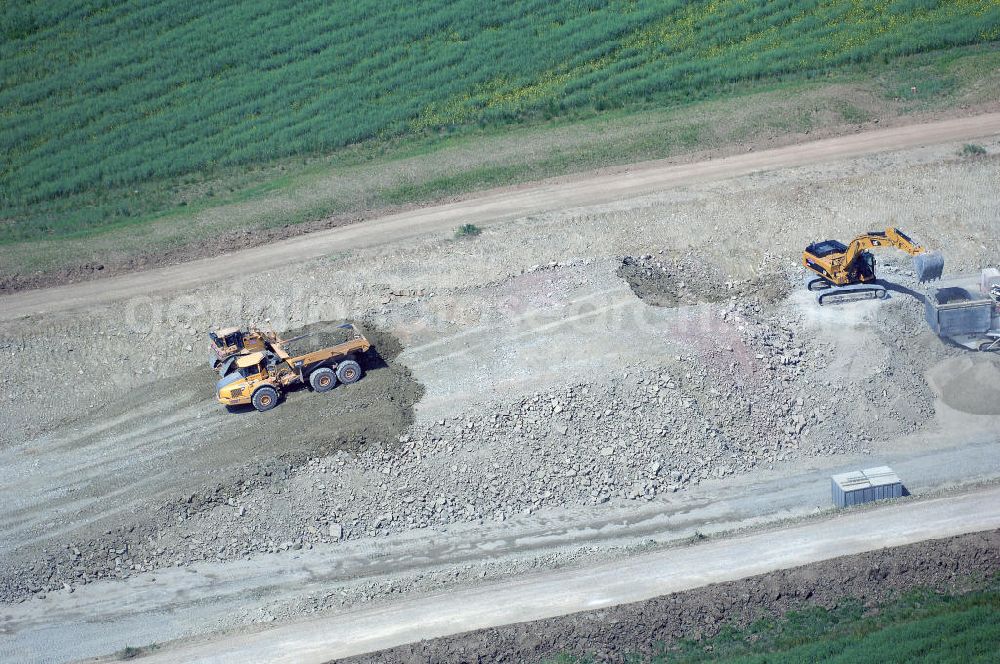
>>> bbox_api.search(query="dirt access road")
[4,436,998,663]
[119,486,1000,663]
[3,112,1000,321]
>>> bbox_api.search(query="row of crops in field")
[550,579,1000,663]
[2,0,999,241]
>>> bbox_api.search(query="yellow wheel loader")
[216,323,371,412]
[802,227,943,305]
[208,326,281,376]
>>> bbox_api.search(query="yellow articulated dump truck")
[216,323,371,412]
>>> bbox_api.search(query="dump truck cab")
[216,351,273,408]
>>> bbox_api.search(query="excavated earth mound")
[618,252,790,307]
[245,320,423,459]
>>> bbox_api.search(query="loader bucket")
[913,251,944,282]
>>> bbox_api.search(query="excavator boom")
[839,228,943,282]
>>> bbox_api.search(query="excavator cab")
[804,239,847,258]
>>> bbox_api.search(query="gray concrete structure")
[832,466,903,508]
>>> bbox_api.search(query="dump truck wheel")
[336,360,362,384]
[309,367,337,392]
[251,386,279,411]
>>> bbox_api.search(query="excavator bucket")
[913,251,944,282]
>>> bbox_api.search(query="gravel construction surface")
[0,322,423,600]
[0,255,952,603]
[340,529,1000,664]
[0,129,998,660]
[928,354,1000,415]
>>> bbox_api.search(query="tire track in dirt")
[344,529,1000,664]
[399,279,684,420]
[126,487,1000,664]
[4,442,998,664]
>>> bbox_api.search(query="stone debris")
[0,251,946,603]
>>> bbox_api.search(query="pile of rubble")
[618,252,790,307]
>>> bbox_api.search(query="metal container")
[924,278,994,337]
[831,466,902,508]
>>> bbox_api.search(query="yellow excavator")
[803,227,943,305]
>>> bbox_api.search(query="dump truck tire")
[337,360,362,384]
[251,386,279,411]
[309,367,337,392]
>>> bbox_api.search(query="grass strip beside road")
[549,575,1000,664]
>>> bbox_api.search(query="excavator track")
[816,283,887,306]
[807,277,832,292]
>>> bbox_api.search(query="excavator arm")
[841,227,925,267]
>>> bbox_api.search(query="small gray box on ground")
[831,466,902,508]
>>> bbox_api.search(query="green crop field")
[549,578,1000,663]
[2,0,999,248]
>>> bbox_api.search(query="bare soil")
[0,321,423,600]
[1,120,999,661]
[3,137,998,607]
[618,252,791,307]
[927,354,1000,415]
[338,529,1000,664]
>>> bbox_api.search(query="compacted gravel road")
[124,486,1000,664]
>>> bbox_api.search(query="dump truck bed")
[278,323,371,367]
[285,336,370,367]
[924,274,999,350]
